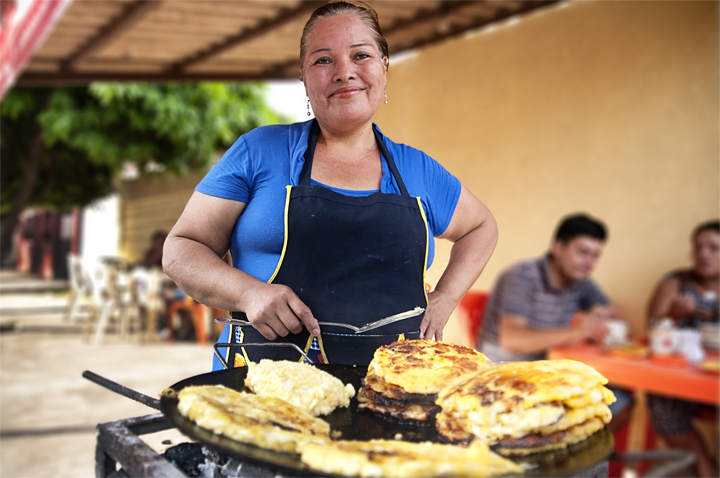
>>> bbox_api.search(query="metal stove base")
[95,413,610,478]
[95,413,300,478]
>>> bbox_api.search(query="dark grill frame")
[95,413,184,478]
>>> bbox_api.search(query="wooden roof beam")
[16,70,298,86]
[62,1,162,72]
[261,1,474,79]
[171,1,325,73]
[382,0,474,36]
[394,0,561,54]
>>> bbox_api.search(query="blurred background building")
[4,0,717,341]
[0,1,717,476]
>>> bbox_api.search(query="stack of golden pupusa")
[177,356,524,478]
[358,340,494,422]
[435,359,616,455]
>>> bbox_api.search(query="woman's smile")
[330,86,364,98]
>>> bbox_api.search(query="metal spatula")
[320,307,425,334]
[215,306,424,334]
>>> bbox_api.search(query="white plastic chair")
[87,258,141,345]
[64,254,96,325]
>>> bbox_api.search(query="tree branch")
[0,126,46,263]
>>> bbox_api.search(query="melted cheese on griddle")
[245,359,355,416]
[299,438,523,478]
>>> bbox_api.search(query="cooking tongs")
[214,306,424,334]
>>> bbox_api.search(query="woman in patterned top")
[646,220,719,478]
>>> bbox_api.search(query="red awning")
[0,0,72,98]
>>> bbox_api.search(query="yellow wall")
[373,0,719,344]
[118,173,206,263]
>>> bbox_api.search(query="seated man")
[477,213,632,429]
[645,220,719,478]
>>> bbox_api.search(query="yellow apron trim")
[225,325,234,365]
[303,334,329,364]
[268,185,293,284]
[317,335,329,364]
[397,333,406,341]
[302,335,314,363]
[415,197,430,305]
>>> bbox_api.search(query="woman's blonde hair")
[300,1,388,76]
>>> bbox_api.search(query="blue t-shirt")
[195,120,461,281]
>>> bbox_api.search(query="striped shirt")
[478,255,609,363]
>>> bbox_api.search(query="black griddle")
[160,365,614,477]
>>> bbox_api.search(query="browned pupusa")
[435,359,616,455]
[358,340,493,422]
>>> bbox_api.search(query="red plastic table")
[548,343,719,468]
[548,344,719,405]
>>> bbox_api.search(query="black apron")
[227,120,428,366]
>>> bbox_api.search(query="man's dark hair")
[553,213,607,244]
[692,220,720,242]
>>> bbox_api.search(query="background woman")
[646,220,719,478]
[163,1,497,369]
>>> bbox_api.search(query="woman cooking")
[163,0,498,369]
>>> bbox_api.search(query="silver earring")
[384,89,388,105]
[307,98,311,116]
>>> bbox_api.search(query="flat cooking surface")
[160,365,613,477]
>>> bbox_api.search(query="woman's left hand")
[419,185,498,341]
[420,289,457,340]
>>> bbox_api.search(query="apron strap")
[299,120,320,186]
[298,119,411,198]
[373,126,410,197]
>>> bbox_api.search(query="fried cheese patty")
[244,359,355,416]
[436,359,616,455]
[177,385,329,453]
[371,340,494,395]
[299,439,523,478]
[358,340,493,421]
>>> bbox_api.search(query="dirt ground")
[0,270,215,478]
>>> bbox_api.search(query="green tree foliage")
[0,82,286,259]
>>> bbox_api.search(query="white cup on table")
[650,321,681,355]
[604,319,629,346]
[678,329,705,364]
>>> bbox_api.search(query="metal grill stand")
[96,413,183,477]
[94,412,611,478]
[88,370,615,478]
[95,413,306,478]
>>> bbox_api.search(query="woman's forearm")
[434,218,498,305]
[163,235,262,312]
[421,208,498,340]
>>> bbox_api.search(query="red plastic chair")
[456,291,489,344]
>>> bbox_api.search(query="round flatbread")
[299,439,523,478]
[369,340,493,395]
[177,385,329,453]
